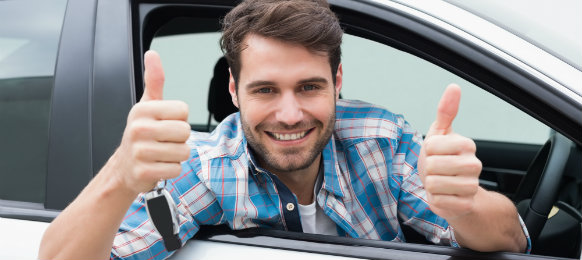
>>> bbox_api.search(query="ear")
[228,68,239,108]
[334,63,343,101]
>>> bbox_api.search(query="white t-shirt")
[298,172,338,236]
[298,200,338,235]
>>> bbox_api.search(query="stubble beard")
[241,108,335,174]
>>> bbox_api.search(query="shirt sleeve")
[110,149,223,260]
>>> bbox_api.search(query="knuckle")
[460,138,476,153]
[466,158,482,174]
[423,156,436,174]
[423,175,436,192]
[468,180,479,194]
[422,137,434,154]
[127,120,150,141]
[461,177,479,195]
[165,163,182,179]
[180,144,191,161]
[180,121,192,139]
[174,101,189,119]
[133,143,152,160]
[127,103,141,119]
[129,102,150,119]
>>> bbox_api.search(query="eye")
[257,87,272,94]
[302,84,318,91]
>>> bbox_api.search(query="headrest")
[208,57,238,122]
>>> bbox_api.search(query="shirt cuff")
[448,225,460,248]
[518,214,532,254]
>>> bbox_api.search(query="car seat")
[206,56,238,131]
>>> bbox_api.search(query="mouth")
[266,128,314,141]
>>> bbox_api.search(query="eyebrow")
[245,77,329,90]
[245,80,275,90]
[297,77,328,85]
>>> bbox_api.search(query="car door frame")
[130,0,580,259]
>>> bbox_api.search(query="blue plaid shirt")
[111,99,529,259]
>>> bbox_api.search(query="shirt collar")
[320,135,346,198]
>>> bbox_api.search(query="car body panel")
[0,0,580,259]
[0,218,49,259]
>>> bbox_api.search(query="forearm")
[449,187,527,252]
[38,154,139,260]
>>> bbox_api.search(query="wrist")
[99,149,142,197]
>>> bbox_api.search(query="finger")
[141,50,165,102]
[155,120,191,142]
[129,119,190,142]
[134,142,191,163]
[135,162,183,181]
[426,84,461,137]
[130,100,189,121]
[424,175,479,196]
[429,194,474,215]
[423,134,476,155]
[423,155,482,177]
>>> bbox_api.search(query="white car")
[0,0,580,259]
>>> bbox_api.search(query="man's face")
[229,34,343,174]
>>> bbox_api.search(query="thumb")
[141,50,165,102]
[426,84,461,137]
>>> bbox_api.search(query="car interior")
[136,3,582,259]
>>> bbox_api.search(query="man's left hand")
[418,84,483,221]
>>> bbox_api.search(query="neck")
[265,154,321,205]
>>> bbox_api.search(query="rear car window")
[0,0,68,203]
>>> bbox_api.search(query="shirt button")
[286,203,295,211]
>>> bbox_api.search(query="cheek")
[239,99,272,129]
[303,97,335,123]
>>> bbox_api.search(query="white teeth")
[273,131,307,141]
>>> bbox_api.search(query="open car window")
[341,34,550,145]
[137,2,581,259]
[151,31,223,130]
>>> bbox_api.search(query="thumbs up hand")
[418,84,482,221]
[111,50,191,194]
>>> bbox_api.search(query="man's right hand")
[112,50,191,194]
[39,50,191,260]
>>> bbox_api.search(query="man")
[39,0,529,259]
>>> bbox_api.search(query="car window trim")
[191,225,560,260]
[0,200,59,222]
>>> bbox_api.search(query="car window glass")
[341,34,550,145]
[0,0,68,203]
[150,32,224,130]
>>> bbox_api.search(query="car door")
[2,0,578,259]
[0,1,69,258]
[131,0,581,259]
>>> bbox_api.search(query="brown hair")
[220,0,343,88]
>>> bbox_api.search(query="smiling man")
[39,0,529,259]
[232,33,339,206]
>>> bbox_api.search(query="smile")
[267,129,313,141]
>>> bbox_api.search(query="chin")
[261,151,317,173]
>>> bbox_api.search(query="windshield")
[445,0,582,70]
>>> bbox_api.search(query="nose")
[275,91,304,126]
